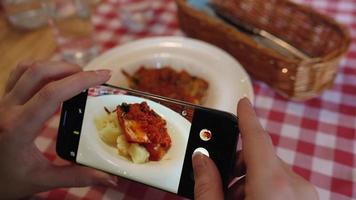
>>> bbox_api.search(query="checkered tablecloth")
[33,0,356,199]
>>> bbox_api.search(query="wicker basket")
[176,0,350,100]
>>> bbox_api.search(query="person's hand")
[192,98,319,200]
[0,61,118,199]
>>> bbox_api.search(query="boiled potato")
[116,134,130,157]
[94,115,108,130]
[108,112,119,128]
[128,144,149,164]
[98,124,120,146]
[95,112,150,164]
[95,113,122,146]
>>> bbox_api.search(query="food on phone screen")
[122,66,209,104]
[94,111,121,146]
[95,102,171,163]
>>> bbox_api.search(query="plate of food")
[77,93,191,193]
[85,36,254,113]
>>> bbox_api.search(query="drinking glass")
[2,0,49,30]
[119,0,154,32]
[47,0,98,66]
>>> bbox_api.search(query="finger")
[19,70,111,141]
[232,150,246,178]
[4,60,35,94]
[278,157,294,172]
[35,165,119,190]
[227,175,245,200]
[237,98,277,171]
[193,152,224,200]
[277,157,305,181]
[6,61,82,105]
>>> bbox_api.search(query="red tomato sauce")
[117,102,171,161]
[123,66,209,104]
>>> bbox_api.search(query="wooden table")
[0,12,56,95]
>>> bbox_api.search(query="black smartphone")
[56,84,239,199]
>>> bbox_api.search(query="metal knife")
[209,3,311,60]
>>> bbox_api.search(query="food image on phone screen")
[57,84,238,199]
[80,85,191,193]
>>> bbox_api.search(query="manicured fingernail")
[95,69,112,77]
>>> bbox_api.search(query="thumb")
[192,152,224,200]
[37,164,118,190]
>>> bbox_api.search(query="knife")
[209,3,311,60]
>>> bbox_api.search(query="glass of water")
[46,0,98,66]
[119,0,154,32]
[2,0,49,30]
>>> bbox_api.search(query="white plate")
[77,94,191,193]
[85,36,254,114]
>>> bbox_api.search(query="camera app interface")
[77,85,195,193]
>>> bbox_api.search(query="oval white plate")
[85,36,254,114]
[77,94,191,193]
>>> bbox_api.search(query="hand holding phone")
[0,61,115,199]
[192,98,319,200]
[57,84,239,199]
[0,58,317,200]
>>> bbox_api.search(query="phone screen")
[58,84,238,198]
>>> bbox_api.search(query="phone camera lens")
[199,129,212,141]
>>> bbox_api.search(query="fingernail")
[95,69,112,77]
[242,97,251,105]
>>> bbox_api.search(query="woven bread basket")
[176,0,350,100]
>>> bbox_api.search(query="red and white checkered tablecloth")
[32,0,356,199]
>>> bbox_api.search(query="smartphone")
[56,84,239,199]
